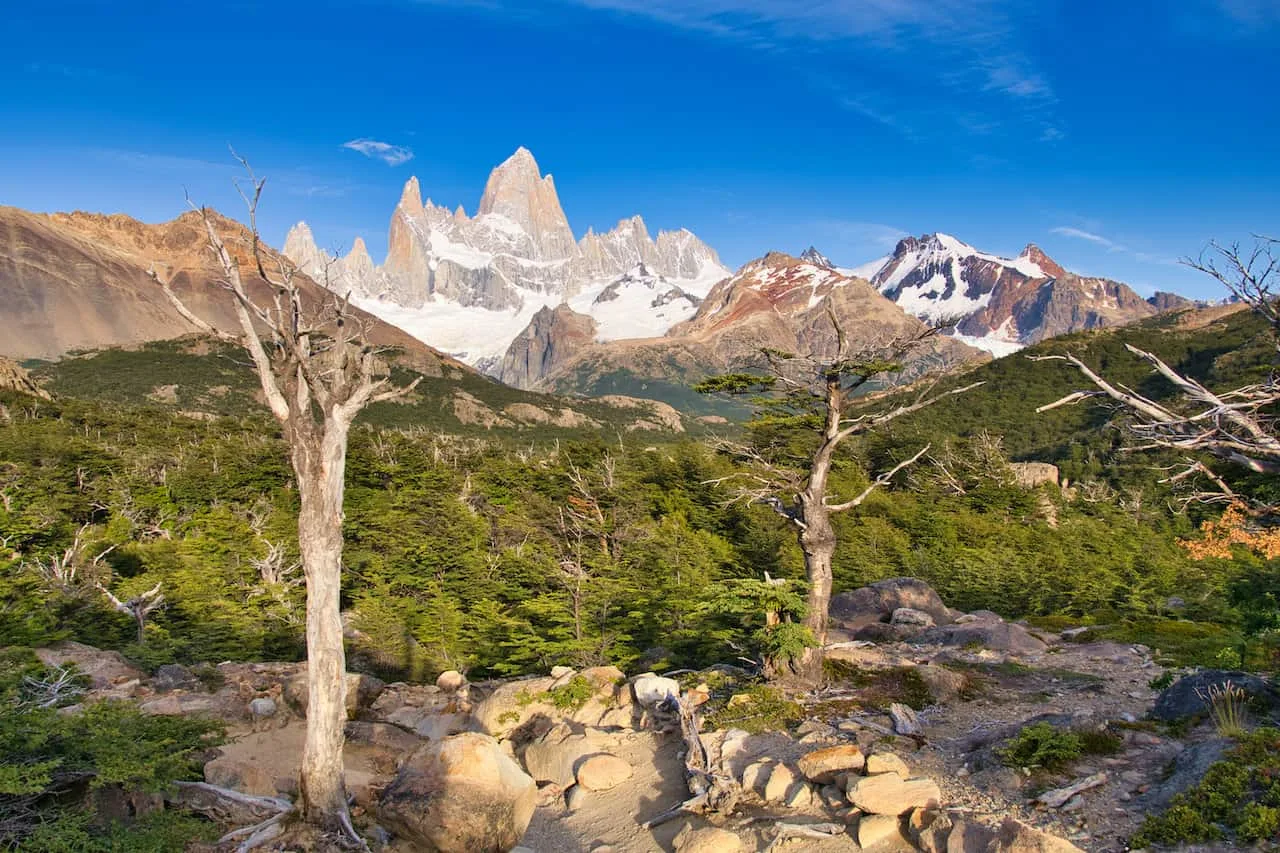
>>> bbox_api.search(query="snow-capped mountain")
[857,233,1157,356]
[283,148,729,368]
[497,251,985,395]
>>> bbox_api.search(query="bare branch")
[826,444,931,512]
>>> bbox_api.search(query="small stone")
[565,784,586,811]
[576,754,632,791]
[247,697,277,720]
[742,761,772,796]
[819,784,847,809]
[763,764,798,803]
[1060,794,1085,813]
[785,781,815,810]
[858,813,908,848]
[866,753,911,778]
[888,703,922,736]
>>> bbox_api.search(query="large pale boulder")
[522,724,610,786]
[859,813,911,849]
[912,617,1047,655]
[866,752,911,778]
[471,676,557,737]
[379,732,537,853]
[848,774,942,816]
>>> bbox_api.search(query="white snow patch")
[950,330,1024,358]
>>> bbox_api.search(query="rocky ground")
[33,577,1276,852]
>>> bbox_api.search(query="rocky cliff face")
[497,304,598,390]
[282,148,729,368]
[867,234,1157,353]
[0,205,454,373]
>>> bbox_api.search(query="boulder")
[34,642,144,689]
[912,620,1047,655]
[471,676,557,737]
[848,774,942,815]
[284,669,385,718]
[859,813,910,849]
[436,670,466,692]
[866,752,911,778]
[762,763,798,803]
[989,818,1084,852]
[632,673,681,706]
[907,809,997,853]
[576,753,632,791]
[673,825,745,853]
[153,663,198,691]
[916,664,967,703]
[1151,670,1280,722]
[522,724,610,787]
[796,745,865,784]
[550,665,575,679]
[379,732,536,853]
[830,578,953,630]
[891,608,936,630]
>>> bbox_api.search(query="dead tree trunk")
[293,421,353,824]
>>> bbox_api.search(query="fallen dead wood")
[173,781,295,851]
[641,692,740,829]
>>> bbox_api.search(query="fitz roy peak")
[283,147,729,369]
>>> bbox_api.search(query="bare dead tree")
[1034,237,1280,519]
[152,153,419,839]
[26,523,115,592]
[696,313,981,680]
[96,581,165,645]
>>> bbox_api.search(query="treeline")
[0,377,1256,680]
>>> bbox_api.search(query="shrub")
[542,675,595,712]
[999,723,1083,770]
[704,685,803,734]
[1132,727,1280,848]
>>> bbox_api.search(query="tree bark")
[293,419,352,829]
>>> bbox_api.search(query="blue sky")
[2,0,1277,299]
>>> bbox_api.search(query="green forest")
[3,305,1276,682]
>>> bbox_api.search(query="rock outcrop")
[0,357,49,399]
[497,304,598,390]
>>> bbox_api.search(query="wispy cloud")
[460,0,1060,143]
[1051,226,1117,248]
[342,138,415,166]
[1050,225,1178,266]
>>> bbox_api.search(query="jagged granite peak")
[497,303,598,390]
[283,222,324,273]
[283,148,729,368]
[800,246,835,269]
[398,176,424,215]
[476,147,577,260]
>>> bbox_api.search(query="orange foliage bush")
[1182,502,1280,560]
